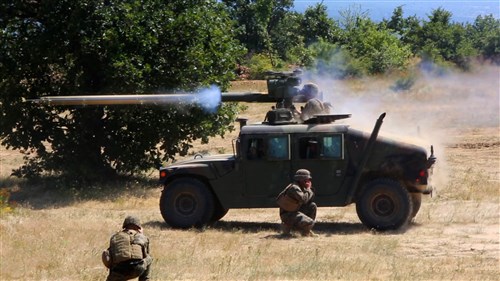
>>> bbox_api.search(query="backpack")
[109,230,144,264]
[276,184,300,212]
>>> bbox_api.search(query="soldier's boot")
[302,230,318,237]
[301,225,318,237]
[281,223,292,236]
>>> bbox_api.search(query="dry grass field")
[1,66,499,280]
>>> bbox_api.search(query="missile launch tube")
[29,92,274,106]
[221,92,275,103]
[29,94,201,106]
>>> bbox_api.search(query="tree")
[301,3,342,47]
[468,15,500,63]
[222,0,293,54]
[0,0,244,181]
[268,11,307,64]
[418,8,477,69]
[386,5,405,33]
[307,39,364,78]
[344,18,411,74]
[384,6,422,55]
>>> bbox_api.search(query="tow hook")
[423,186,433,197]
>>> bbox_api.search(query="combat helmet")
[294,169,312,181]
[300,83,319,98]
[122,215,142,229]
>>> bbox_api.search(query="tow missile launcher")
[29,69,307,107]
[28,69,436,232]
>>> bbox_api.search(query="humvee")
[159,111,436,231]
[30,69,435,231]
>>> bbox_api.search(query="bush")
[0,188,15,215]
[245,53,276,79]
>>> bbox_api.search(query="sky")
[293,0,500,23]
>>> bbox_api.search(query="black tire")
[210,203,229,223]
[356,179,413,231]
[410,193,422,218]
[160,178,215,228]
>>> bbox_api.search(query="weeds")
[0,188,15,215]
[391,74,416,92]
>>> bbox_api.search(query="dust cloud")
[302,65,500,190]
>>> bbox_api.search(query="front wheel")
[356,179,413,231]
[160,178,215,228]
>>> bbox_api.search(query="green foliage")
[418,8,477,70]
[0,188,15,215]
[391,74,417,92]
[222,0,294,54]
[307,40,365,78]
[301,3,342,46]
[1,1,498,183]
[468,15,500,63]
[245,53,276,79]
[343,18,411,74]
[0,0,244,181]
[269,11,307,64]
[223,3,498,75]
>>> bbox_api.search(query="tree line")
[225,1,498,77]
[0,0,498,182]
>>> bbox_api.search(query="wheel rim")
[175,194,197,216]
[372,194,395,216]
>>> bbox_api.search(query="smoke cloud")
[196,85,222,113]
[300,64,500,190]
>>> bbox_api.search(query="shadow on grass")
[4,175,160,210]
[212,220,368,236]
[145,219,369,236]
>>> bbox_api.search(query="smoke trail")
[159,85,222,113]
[196,85,222,113]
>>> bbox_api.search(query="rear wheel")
[160,178,214,228]
[356,179,413,231]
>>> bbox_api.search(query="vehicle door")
[291,134,347,196]
[242,134,291,198]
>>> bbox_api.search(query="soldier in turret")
[292,83,333,122]
[296,82,320,101]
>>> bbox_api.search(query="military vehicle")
[158,111,436,231]
[31,69,436,231]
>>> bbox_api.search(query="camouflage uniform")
[106,216,153,281]
[279,170,317,236]
[300,98,332,121]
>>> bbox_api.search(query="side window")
[299,137,320,159]
[322,135,342,159]
[267,136,289,159]
[247,138,264,160]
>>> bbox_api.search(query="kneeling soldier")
[103,215,153,281]
[277,169,318,237]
